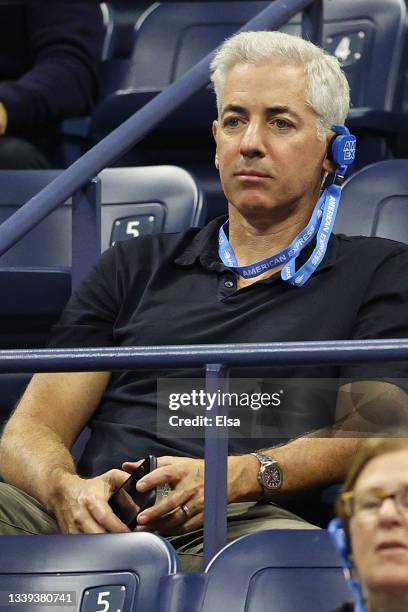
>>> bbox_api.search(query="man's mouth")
[235,170,271,178]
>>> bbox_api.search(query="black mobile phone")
[108,455,157,530]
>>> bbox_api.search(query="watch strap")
[250,451,283,497]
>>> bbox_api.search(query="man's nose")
[239,122,266,158]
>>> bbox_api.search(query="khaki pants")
[0,482,318,571]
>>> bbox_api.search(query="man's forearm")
[268,406,373,498]
[0,416,77,512]
[230,381,408,503]
[229,435,361,503]
[263,435,360,500]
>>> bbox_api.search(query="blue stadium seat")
[123,0,406,112]
[125,2,269,90]
[0,166,206,269]
[0,164,205,349]
[99,1,152,96]
[0,532,179,612]
[56,2,116,166]
[159,530,352,612]
[334,159,408,243]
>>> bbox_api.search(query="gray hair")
[210,30,350,140]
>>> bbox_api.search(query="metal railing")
[1,338,408,373]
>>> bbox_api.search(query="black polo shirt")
[48,217,408,477]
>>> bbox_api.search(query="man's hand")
[123,456,205,535]
[121,454,261,536]
[48,469,132,534]
[0,102,8,135]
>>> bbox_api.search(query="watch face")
[262,464,282,489]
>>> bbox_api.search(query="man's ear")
[212,119,218,142]
[212,120,219,169]
[323,156,336,174]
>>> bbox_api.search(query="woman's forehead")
[354,449,408,491]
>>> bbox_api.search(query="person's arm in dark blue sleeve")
[0,1,104,134]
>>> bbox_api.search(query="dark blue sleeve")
[0,1,104,133]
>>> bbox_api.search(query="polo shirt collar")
[174,215,339,276]
[174,216,227,270]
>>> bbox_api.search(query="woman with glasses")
[333,438,408,612]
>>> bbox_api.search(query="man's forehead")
[221,103,301,119]
[223,60,306,87]
[220,61,308,113]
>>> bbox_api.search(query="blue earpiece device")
[329,124,357,184]
[328,517,366,612]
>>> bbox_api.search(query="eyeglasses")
[341,485,408,519]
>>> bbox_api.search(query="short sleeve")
[340,245,408,380]
[47,246,120,349]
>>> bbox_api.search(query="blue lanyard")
[281,182,341,286]
[218,181,342,287]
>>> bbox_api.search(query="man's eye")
[224,117,241,128]
[274,119,291,129]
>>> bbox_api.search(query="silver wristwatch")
[250,451,283,498]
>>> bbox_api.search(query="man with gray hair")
[0,31,407,572]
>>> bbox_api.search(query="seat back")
[126,2,269,89]
[128,0,406,111]
[334,159,408,243]
[99,1,153,97]
[199,530,352,612]
[320,0,406,112]
[100,2,115,62]
[159,530,352,611]
[0,533,179,612]
[0,166,206,267]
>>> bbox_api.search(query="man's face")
[350,450,408,593]
[212,61,333,222]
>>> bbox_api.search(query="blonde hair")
[210,30,350,140]
[336,438,408,537]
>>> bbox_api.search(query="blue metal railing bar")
[301,0,323,43]
[0,339,407,373]
[0,0,316,258]
[71,177,101,288]
[204,364,229,567]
